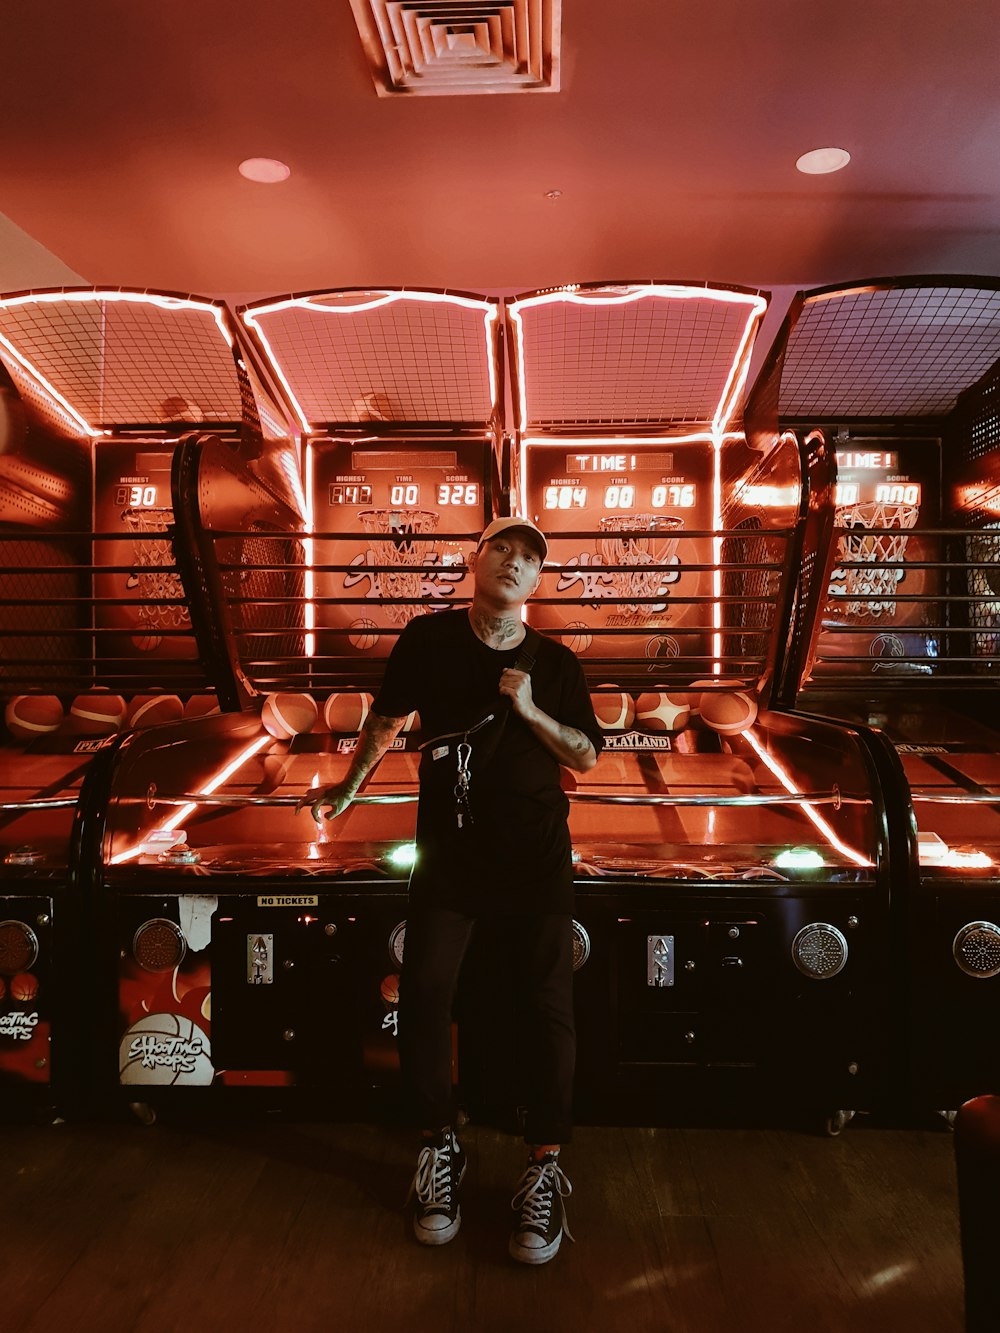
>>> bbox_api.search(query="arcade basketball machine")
[746,276,1000,1116]
[89,289,504,1116]
[501,282,895,1131]
[0,286,297,1118]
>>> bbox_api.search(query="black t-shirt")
[372,609,603,914]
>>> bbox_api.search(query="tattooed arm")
[296,710,407,822]
[499,668,598,772]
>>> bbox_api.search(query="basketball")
[324,692,373,733]
[9,972,38,1002]
[184,693,221,720]
[348,618,380,651]
[69,692,127,735]
[590,686,635,731]
[4,694,64,741]
[261,692,318,739]
[128,694,184,729]
[130,632,162,653]
[380,973,400,1007]
[634,692,691,732]
[700,690,758,735]
[688,681,719,714]
[562,622,593,655]
[118,1012,214,1087]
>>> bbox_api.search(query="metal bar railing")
[127,788,859,810]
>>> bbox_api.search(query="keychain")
[454,739,472,829]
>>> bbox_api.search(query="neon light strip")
[711,434,723,673]
[241,316,313,433]
[303,442,316,658]
[0,289,233,346]
[278,447,308,520]
[242,291,500,435]
[521,432,717,448]
[743,730,873,868]
[0,329,96,435]
[507,286,768,437]
[109,733,271,865]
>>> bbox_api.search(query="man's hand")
[499,667,538,722]
[501,668,598,773]
[296,782,356,823]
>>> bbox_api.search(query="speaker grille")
[389,921,407,968]
[792,923,848,979]
[953,922,1000,978]
[0,920,39,974]
[133,919,187,973]
[571,920,591,971]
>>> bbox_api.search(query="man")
[300,516,603,1265]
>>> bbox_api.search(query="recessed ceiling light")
[796,147,851,175]
[238,157,291,184]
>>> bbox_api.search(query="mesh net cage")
[0,536,87,689]
[765,278,1000,692]
[241,291,499,426]
[778,283,1000,420]
[507,283,767,431]
[218,526,306,692]
[720,517,787,679]
[0,290,244,430]
[951,359,1000,672]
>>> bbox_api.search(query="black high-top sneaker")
[407,1128,467,1245]
[509,1151,574,1265]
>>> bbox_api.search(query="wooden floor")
[1,1114,964,1333]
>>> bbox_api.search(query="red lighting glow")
[743,731,872,868]
[109,734,271,865]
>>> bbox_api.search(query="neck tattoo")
[471,610,521,646]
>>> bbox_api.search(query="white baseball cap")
[477,516,548,561]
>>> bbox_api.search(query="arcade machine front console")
[91,290,504,1116]
[500,282,893,1131]
[0,286,296,1117]
[746,276,1000,1116]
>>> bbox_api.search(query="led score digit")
[436,483,480,505]
[652,484,695,508]
[115,485,158,507]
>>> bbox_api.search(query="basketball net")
[598,514,683,615]
[359,508,439,624]
[122,507,191,634]
[833,500,918,618]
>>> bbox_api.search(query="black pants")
[397,907,576,1145]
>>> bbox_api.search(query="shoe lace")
[407,1139,456,1208]
[511,1159,574,1243]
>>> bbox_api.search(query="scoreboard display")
[310,438,486,656]
[522,442,715,665]
[817,440,941,676]
[93,441,195,661]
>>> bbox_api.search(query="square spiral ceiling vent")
[350,0,561,96]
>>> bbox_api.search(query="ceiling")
[1,0,998,307]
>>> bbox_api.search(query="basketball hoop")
[833,500,918,618]
[598,514,683,615]
[359,508,439,624]
[122,507,190,642]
